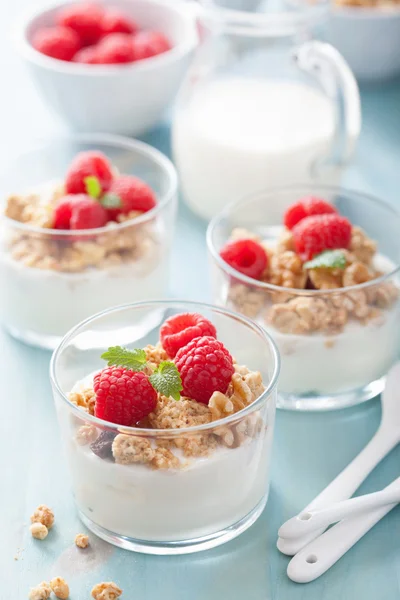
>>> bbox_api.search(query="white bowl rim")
[0,132,178,237]
[14,0,198,76]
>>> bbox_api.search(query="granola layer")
[70,355,266,470]
[227,227,399,335]
[4,187,160,273]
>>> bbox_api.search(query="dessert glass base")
[78,495,267,555]
[51,300,279,554]
[277,376,385,411]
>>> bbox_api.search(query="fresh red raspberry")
[65,151,114,195]
[57,3,104,46]
[107,175,157,219]
[131,31,171,61]
[96,33,135,64]
[293,214,352,260]
[101,9,138,35]
[284,196,337,230]
[73,45,100,64]
[219,238,267,280]
[32,26,81,61]
[160,313,217,358]
[70,195,108,229]
[54,194,78,229]
[175,336,234,405]
[94,367,157,426]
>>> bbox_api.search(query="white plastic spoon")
[279,479,400,539]
[287,476,400,583]
[277,361,400,556]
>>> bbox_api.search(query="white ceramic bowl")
[15,0,198,135]
[326,5,400,82]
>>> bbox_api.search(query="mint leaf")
[149,361,183,401]
[100,193,122,209]
[304,250,347,270]
[84,176,102,199]
[101,346,147,371]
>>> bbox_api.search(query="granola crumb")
[268,250,307,289]
[50,577,70,599]
[69,388,96,415]
[149,398,212,430]
[144,343,168,368]
[30,523,48,540]
[75,533,89,549]
[91,581,122,600]
[30,505,54,529]
[76,424,98,446]
[28,582,51,600]
[112,435,155,465]
[151,447,180,470]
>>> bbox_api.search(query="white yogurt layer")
[267,307,400,395]
[0,254,168,341]
[66,375,275,542]
[69,432,273,542]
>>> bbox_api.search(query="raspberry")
[65,151,114,195]
[101,9,138,35]
[293,214,352,260]
[219,238,267,280]
[131,31,171,61]
[96,33,135,64]
[73,45,99,64]
[57,3,104,46]
[70,196,108,229]
[32,26,81,61]
[107,175,157,219]
[94,367,157,426]
[175,337,234,405]
[160,313,217,358]
[53,194,80,229]
[284,197,337,230]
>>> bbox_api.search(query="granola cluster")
[4,188,160,273]
[227,227,399,335]
[70,351,266,470]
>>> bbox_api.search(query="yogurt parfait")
[50,301,279,554]
[0,136,177,348]
[208,186,400,410]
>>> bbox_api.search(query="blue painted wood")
[1,1,400,597]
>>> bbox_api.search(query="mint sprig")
[100,348,182,401]
[100,193,122,209]
[149,361,183,402]
[304,250,347,270]
[84,175,102,199]
[101,347,147,372]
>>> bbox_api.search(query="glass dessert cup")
[207,185,400,411]
[0,134,177,349]
[50,300,280,555]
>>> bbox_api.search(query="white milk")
[173,78,344,220]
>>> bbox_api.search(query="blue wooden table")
[2,2,400,598]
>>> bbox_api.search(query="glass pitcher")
[172,0,361,220]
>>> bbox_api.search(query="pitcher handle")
[293,40,361,173]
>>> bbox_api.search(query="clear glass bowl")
[207,185,400,411]
[0,134,177,349]
[50,300,279,554]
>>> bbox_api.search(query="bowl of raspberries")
[16,0,198,134]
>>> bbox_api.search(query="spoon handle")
[277,426,398,555]
[287,476,400,583]
[279,482,400,539]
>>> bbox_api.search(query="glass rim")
[49,299,281,436]
[0,133,178,237]
[199,0,329,35]
[207,184,400,296]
